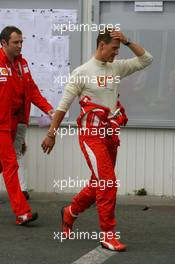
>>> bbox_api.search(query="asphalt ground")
[0,193,174,264]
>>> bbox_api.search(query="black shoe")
[22,191,30,200]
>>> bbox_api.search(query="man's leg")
[61,135,97,237]
[0,131,38,224]
[68,135,126,251]
[82,136,117,232]
[71,137,119,216]
[63,136,117,230]
[70,136,98,215]
[0,131,30,215]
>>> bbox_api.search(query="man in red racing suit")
[42,28,153,251]
[68,96,128,250]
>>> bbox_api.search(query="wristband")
[124,38,132,46]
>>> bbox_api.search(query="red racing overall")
[70,96,128,232]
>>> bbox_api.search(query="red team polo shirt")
[0,48,53,131]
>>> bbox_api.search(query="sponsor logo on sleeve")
[0,67,8,76]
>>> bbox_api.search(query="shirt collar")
[91,56,107,67]
[0,47,22,65]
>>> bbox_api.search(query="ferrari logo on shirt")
[0,67,8,76]
[97,76,107,87]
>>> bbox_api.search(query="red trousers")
[0,118,31,216]
[71,133,119,232]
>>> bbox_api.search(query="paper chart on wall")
[15,9,35,36]
[22,36,36,63]
[30,58,70,117]
[34,9,52,37]
[30,63,53,117]
[50,35,69,65]
[0,8,76,119]
[0,9,18,31]
[34,37,52,64]
[52,9,77,34]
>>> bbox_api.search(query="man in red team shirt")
[0,26,54,225]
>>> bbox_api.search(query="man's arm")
[41,69,83,154]
[110,31,153,79]
[41,110,66,154]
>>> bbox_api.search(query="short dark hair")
[0,26,22,45]
[96,28,113,48]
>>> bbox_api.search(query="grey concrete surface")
[0,192,174,264]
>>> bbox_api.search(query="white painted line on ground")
[72,246,117,264]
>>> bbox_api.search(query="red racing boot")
[61,206,78,238]
[101,232,127,252]
[16,211,38,225]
